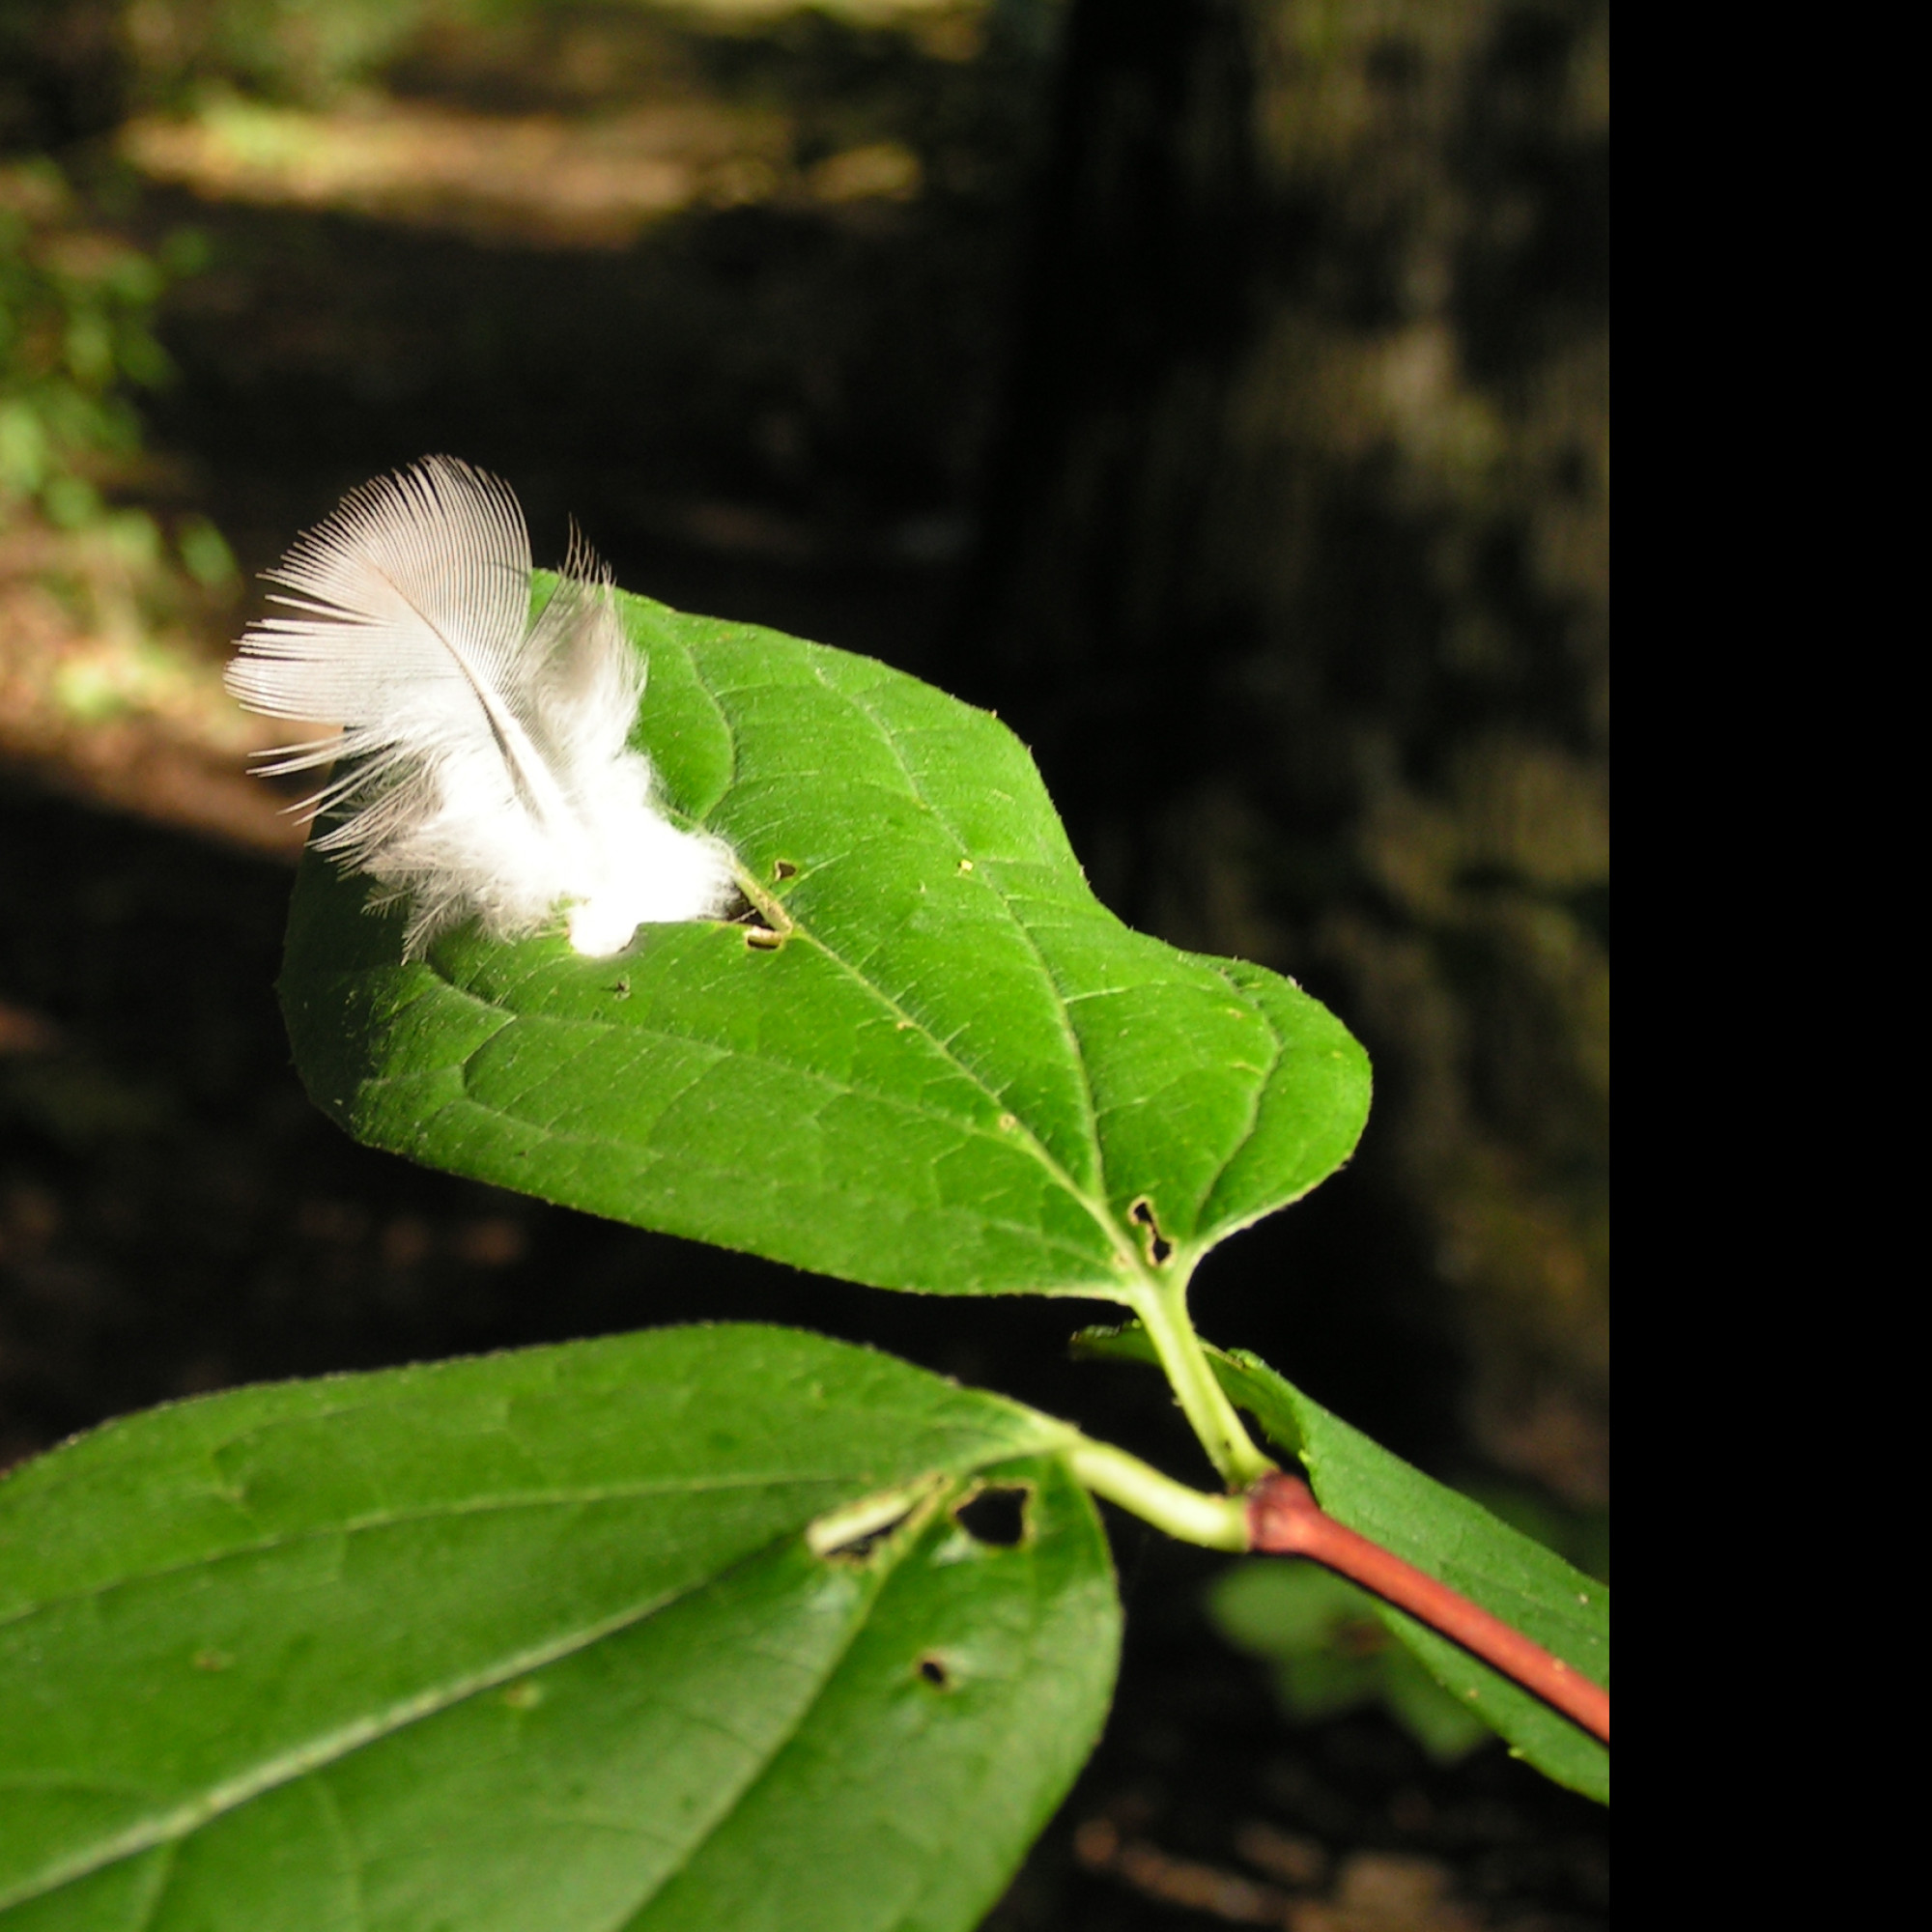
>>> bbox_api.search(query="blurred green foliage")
[1210,1560,1492,1764]
[0,2,509,538]
[0,160,180,530]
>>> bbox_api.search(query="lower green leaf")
[0,1326,1120,1929]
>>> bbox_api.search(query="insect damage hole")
[812,1506,915,1564]
[1129,1197,1174,1265]
[917,1654,954,1690]
[808,1477,942,1562]
[952,1484,1031,1548]
[773,859,799,881]
[731,879,795,947]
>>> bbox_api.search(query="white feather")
[226,455,740,957]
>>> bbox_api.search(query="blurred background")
[2,2,1607,1924]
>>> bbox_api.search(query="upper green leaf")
[278,593,1370,1297]
[0,1324,1119,1930]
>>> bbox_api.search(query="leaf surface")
[0,1325,1119,1929]
[279,594,1370,1297]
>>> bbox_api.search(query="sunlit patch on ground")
[0,513,307,856]
[122,97,923,250]
[0,5,997,846]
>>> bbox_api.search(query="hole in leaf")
[953,1485,1030,1547]
[773,860,798,880]
[917,1654,953,1689]
[1129,1198,1173,1265]
[729,885,794,941]
[608,978,630,999]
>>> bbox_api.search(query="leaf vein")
[0,1537,817,1914]
[790,659,1112,1207]
[0,1476,851,1629]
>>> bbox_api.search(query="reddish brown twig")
[1246,1471,1609,1745]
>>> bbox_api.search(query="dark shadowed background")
[3,3,1606,1924]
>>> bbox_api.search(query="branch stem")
[1125,1275,1274,1489]
[1247,1471,1610,1744]
[1064,1438,1249,1549]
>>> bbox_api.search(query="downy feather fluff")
[226,455,739,957]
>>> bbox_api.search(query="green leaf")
[0,1325,1120,1929]
[1078,1325,1609,1803]
[279,593,1370,1298]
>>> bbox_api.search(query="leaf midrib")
[725,660,1304,1268]
[0,1523,846,1915]
[796,657,1108,1184]
[794,928,1138,1275]
[0,1448,1055,1632]
[1187,960,1288,1241]
[363,621,1308,1292]
[709,650,1146,1284]
[606,1486,961,1931]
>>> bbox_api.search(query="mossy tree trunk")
[963,0,1608,1499]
